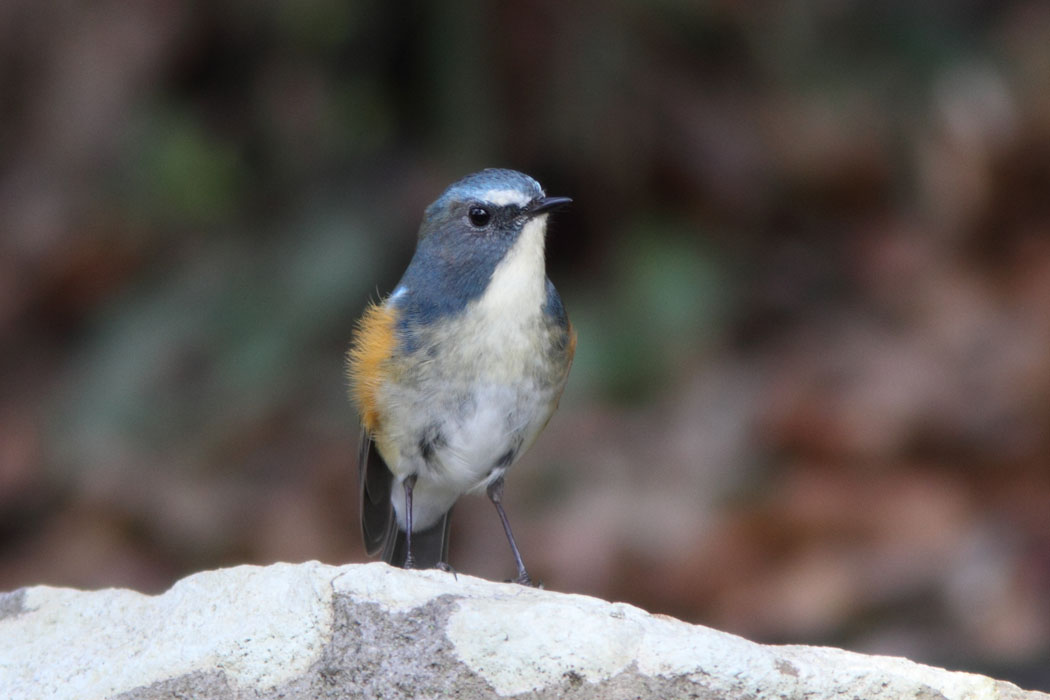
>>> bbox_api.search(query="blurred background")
[2,0,1049,691]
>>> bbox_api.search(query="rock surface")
[1,561,1046,700]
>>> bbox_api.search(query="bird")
[346,168,575,585]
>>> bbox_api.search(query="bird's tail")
[382,509,453,569]
[359,431,453,569]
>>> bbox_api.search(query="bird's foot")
[435,562,458,580]
[509,570,541,588]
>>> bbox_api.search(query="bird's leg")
[403,474,418,569]
[486,476,533,586]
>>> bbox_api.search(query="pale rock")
[1,562,1046,700]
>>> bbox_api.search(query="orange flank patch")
[562,321,578,385]
[346,301,398,433]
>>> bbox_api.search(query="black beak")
[528,196,573,216]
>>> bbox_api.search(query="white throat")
[476,215,548,317]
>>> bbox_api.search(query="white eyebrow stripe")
[482,189,532,207]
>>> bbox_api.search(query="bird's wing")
[348,299,402,556]
[349,293,454,567]
[358,428,395,556]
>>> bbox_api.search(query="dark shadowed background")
[2,0,1049,691]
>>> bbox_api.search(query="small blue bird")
[347,169,575,584]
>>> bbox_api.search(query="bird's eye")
[468,206,491,228]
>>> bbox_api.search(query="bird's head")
[402,169,571,314]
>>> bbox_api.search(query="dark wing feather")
[358,429,395,556]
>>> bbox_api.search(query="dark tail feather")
[358,430,453,568]
[382,509,453,569]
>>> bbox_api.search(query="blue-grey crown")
[426,169,545,217]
